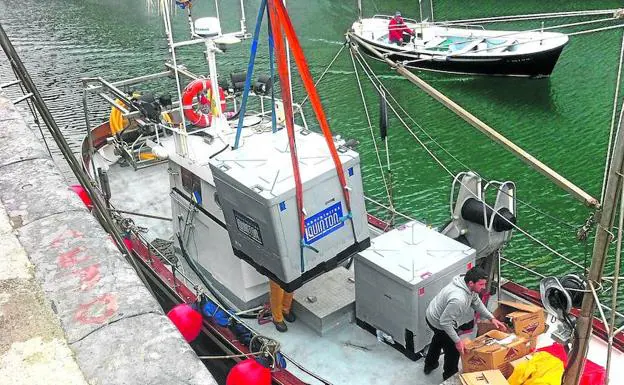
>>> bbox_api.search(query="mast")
[429,0,434,23]
[357,0,362,21]
[563,100,624,385]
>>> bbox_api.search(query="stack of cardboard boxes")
[458,300,547,385]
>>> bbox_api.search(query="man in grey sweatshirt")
[424,266,506,380]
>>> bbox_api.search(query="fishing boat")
[349,15,569,77]
[349,4,624,77]
[3,1,624,384]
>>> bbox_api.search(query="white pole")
[205,40,225,130]
[429,0,434,23]
[239,0,247,35]
[357,0,362,21]
[214,0,221,25]
[162,0,188,157]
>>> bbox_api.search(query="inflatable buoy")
[181,79,226,127]
[167,304,203,342]
[122,238,134,252]
[226,359,271,385]
[69,185,93,210]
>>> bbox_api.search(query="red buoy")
[226,359,271,385]
[69,185,93,210]
[122,238,134,251]
[167,304,203,342]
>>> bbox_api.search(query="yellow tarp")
[508,352,564,385]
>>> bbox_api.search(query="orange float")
[181,79,226,127]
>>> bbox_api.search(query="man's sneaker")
[283,311,296,323]
[423,362,439,375]
[273,321,288,332]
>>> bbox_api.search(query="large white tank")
[209,128,370,291]
[355,221,476,358]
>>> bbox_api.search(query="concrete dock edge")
[0,94,217,384]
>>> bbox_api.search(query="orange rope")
[268,0,307,258]
[272,0,352,212]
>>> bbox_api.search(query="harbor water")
[1,0,622,294]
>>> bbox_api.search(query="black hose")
[176,233,230,309]
[176,234,259,321]
[209,143,229,159]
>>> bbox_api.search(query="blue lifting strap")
[233,0,267,149]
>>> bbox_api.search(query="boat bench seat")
[424,37,446,48]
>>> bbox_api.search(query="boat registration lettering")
[304,202,344,244]
[233,210,263,245]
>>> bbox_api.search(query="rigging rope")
[568,24,624,36]
[440,9,620,25]
[271,0,360,254]
[348,48,394,218]
[299,42,347,107]
[473,16,623,42]
[601,31,624,203]
[352,49,462,177]
[268,0,308,272]
[352,45,580,230]
[364,195,416,222]
[349,44,607,277]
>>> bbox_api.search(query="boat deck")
[98,155,624,385]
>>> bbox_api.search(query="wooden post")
[563,101,624,385]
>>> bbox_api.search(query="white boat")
[32,1,624,384]
[350,15,569,77]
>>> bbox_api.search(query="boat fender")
[151,145,169,160]
[167,303,202,342]
[226,359,271,385]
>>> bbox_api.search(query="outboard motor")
[442,171,517,259]
[158,93,173,110]
[132,92,162,123]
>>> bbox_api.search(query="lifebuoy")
[182,79,227,127]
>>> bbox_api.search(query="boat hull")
[356,38,567,77]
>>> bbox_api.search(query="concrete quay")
[0,93,217,384]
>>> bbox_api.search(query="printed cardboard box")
[461,330,532,374]
[500,354,534,378]
[460,369,510,385]
[477,300,546,339]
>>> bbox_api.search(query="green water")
[1,0,623,292]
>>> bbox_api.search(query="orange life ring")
[182,79,227,127]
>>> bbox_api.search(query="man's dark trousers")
[424,318,460,380]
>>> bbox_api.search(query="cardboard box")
[477,300,546,339]
[461,330,532,374]
[499,354,533,378]
[460,369,510,385]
